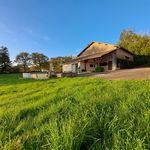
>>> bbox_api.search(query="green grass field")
[0,74,150,150]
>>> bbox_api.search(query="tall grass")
[0,74,150,149]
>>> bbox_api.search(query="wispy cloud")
[22,26,51,42]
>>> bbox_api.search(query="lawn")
[0,74,150,150]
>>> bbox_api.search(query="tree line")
[0,29,150,73]
[15,52,49,72]
[0,49,72,73]
[118,29,150,66]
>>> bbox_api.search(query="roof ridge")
[95,41,117,46]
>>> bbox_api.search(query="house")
[62,42,134,73]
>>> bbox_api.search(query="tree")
[15,52,31,72]
[50,56,72,72]
[10,65,21,73]
[118,29,150,66]
[31,52,49,71]
[0,46,11,73]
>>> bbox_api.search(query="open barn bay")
[0,74,149,150]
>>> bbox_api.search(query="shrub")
[95,66,104,72]
[134,55,150,67]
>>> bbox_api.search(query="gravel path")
[89,68,150,80]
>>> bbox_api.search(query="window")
[90,64,95,67]
[90,64,93,67]
[100,62,107,66]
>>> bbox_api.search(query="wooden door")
[108,61,112,70]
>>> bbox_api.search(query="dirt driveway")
[86,68,150,80]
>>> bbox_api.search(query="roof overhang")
[63,42,134,65]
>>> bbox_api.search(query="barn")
[62,42,134,73]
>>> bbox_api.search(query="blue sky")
[0,0,150,60]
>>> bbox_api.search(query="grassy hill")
[0,74,150,150]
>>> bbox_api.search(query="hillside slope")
[0,74,150,149]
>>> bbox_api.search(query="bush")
[117,59,134,69]
[134,55,150,67]
[95,66,104,72]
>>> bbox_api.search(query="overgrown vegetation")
[118,29,150,66]
[0,74,150,149]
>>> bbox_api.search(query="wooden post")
[84,60,87,71]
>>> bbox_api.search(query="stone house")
[62,42,134,73]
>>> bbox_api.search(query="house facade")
[62,42,134,73]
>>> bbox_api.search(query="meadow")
[0,74,150,150]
